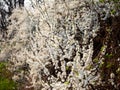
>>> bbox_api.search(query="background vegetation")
[0,0,120,90]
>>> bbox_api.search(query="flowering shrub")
[0,0,120,90]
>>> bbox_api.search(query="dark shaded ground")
[92,16,120,90]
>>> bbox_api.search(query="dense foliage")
[0,0,120,90]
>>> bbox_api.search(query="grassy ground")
[0,62,17,90]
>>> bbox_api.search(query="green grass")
[0,62,17,90]
[0,77,17,90]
